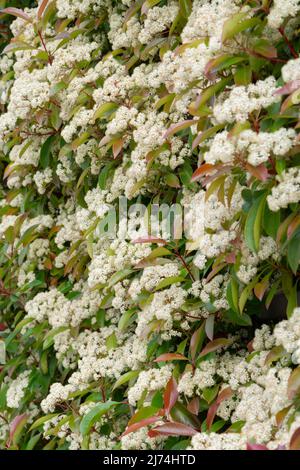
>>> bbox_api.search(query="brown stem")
[174,250,195,281]
[278,27,299,59]
[38,30,53,65]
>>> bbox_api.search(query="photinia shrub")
[0,0,300,450]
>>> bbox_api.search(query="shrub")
[0,0,300,450]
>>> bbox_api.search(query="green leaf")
[179,0,192,18]
[93,102,118,121]
[113,370,140,390]
[43,327,69,350]
[29,413,60,431]
[263,205,281,239]
[265,345,286,366]
[222,13,261,43]
[118,308,137,332]
[154,276,186,291]
[170,402,200,429]
[165,174,181,188]
[239,276,259,314]
[226,278,239,313]
[79,401,119,436]
[287,232,300,274]
[40,135,56,169]
[129,406,159,425]
[106,332,118,351]
[244,192,267,252]
[234,65,251,85]
[287,283,298,318]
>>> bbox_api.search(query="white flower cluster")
[6,370,31,409]
[213,77,280,124]
[204,128,296,166]
[268,0,300,29]
[267,167,300,211]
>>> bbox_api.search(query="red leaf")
[246,163,269,182]
[205,262,227,282]
[0,7,32,22]
[190,322,205,362]
[187,397,199,415]
[122,416,161,437]
[199,338,232,357]
[254,279,269,301]
[205,315,214,341]
[113,138,123,159]
[207,387,233,430]
[247,443,269,450]
[275,80,300,95]
[287,215,300,240]
[164,377,178,416]
[147,428,160,438]
[191,163,216,182]
[192,132,204,150]
[7,414,28,448]
[164,120,197,140]
[201,165,233,187]
[206,402,219,431]
[37,0,49,19]
[225,252,236,264]
[132,236,167,245]
[290,427,300,450]
[151,421,198,437]
[154,353,189,363]
[0,323,6,331]
[287,366,300,400]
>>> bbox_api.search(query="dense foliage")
[0,0,300,451]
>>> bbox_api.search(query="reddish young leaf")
[151,421,198,437]
[164,377,178,416]
[276,405,292,428]
[206,402,219,431]
[287,366,300,400]
[190,322,205,362]
[191,163,216,182]
[187,397,200,415]
[164,120,197,139]
[37,0,49,19]
[199,338,232,357]
[275,80,300,95]
[247,443,269,450]
[246,163,269,182]
[7,414,28,448]
[122,416,161,437]
[205,263,227,283]
[290,427,300,450]
[226,252,236,264]
[154,353,189,363]
[205,315,214,341]
[206,387,233,430]
[132,236,167,245]
[112,138,123,159]
[254,279,269,301]
[0,7,32,22]
[287,215,300,240]
[252,40,277,59]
